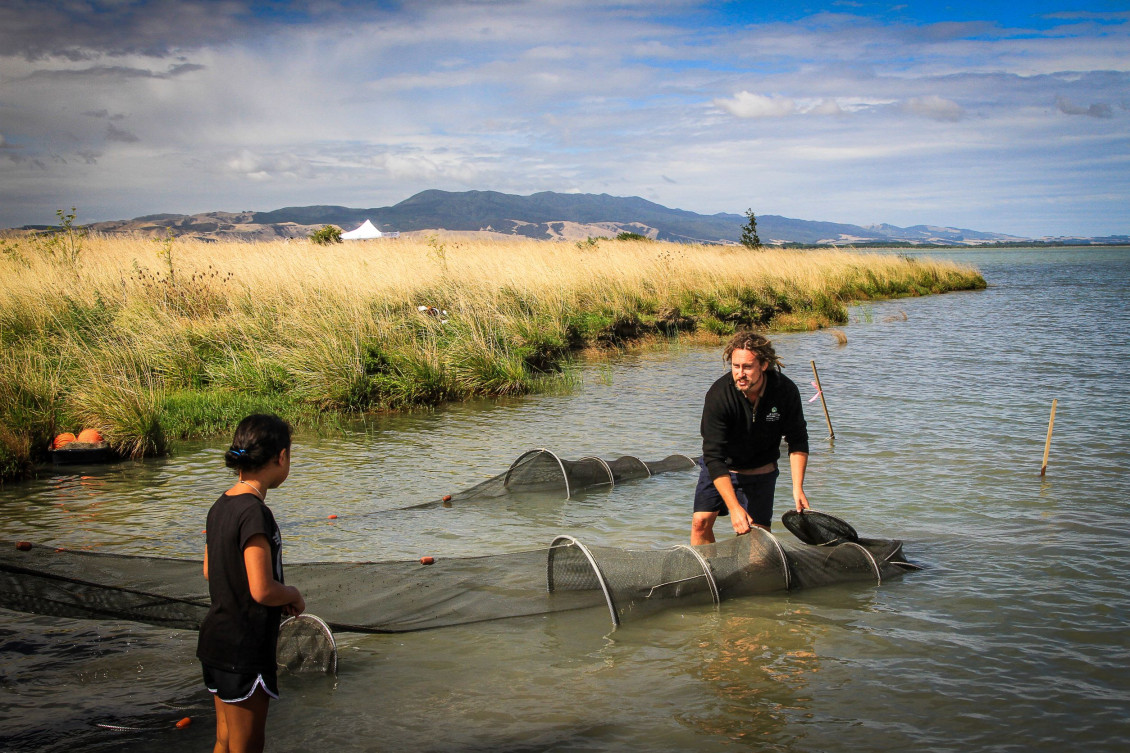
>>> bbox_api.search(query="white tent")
[341,219,383,240]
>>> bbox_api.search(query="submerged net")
[407,449,698,508]
[0,450,917,635]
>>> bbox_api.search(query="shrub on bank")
[0,233,985,479]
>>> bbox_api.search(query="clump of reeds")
[0,232,985,478]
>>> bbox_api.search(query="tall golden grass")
[0,233,984,477]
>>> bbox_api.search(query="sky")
[0,0,1127,237]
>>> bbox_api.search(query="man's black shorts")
[693,460,779,528]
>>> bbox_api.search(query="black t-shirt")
[196,492,284,673]
[701,369,810,480]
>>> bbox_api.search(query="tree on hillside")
[740,208,761,249]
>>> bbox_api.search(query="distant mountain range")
[20,190,1130,246]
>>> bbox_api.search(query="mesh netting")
[277,614,337,674]
[0,450,917,635]
[409,450,698,507]
[781,509,860,546]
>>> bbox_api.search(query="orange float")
[16,541,32,551]
[175,717,192,729]
[420,556,435,565]
[52,433,76,450]
[76,428,104,444]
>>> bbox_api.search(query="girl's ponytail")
[225,414,291,471]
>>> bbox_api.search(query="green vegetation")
[740,208,761,250]
[310,225,343,245]
[0,231,985,480]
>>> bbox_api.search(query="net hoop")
[278,613,338,674]
[547,535,619,627]
[751,527,793,591]
[614,455,651,479]
[825,541,883,584]
[506,448,571,498]
[577,456,616,490]
[672,544,720,606]
[782,509,859,547]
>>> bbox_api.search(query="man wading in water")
[692,331,810,545]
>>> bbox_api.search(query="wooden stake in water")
[1041,398,1057,477]
[810,360,834,440]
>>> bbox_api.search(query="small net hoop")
[782,510,859,547]
[277,613,338,674]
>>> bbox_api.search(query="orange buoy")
[16,541,32,551]
[328,514,338,520]
[175,717,192,729]
[420,556,435,565]
[442,495,452,502]
[52,433,77,450]
[77,428,103,443]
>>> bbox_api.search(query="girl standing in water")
[197,414,305,753]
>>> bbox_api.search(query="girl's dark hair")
[224,414,292,471]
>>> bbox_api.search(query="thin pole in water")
[810,360,834,441]
[1041,398,1057,477]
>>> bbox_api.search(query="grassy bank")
[0,233,984,479]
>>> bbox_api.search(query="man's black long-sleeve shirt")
[700,369,810,481]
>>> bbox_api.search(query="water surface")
[2,246,1128,752]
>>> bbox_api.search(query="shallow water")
[2,247,1128,752]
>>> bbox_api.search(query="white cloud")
[715,92,864,119]
[225,150,314,181]
[0,1,1127,235]
[713,92,797,118]
[807,98,845,116]
[903,95,965,121]
[373,153,482,185]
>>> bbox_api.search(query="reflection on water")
[1,247,1129,752]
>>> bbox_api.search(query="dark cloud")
[168,63,207,76]
[106,124,141,143]
[1055,95,1113,118]
[16,61,207,84]
[84,110,131,121]
[0,1,384,61]
[22,65,171,81]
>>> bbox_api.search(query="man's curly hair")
[723,331,783,371]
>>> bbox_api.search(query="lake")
[1,246,1128,752]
